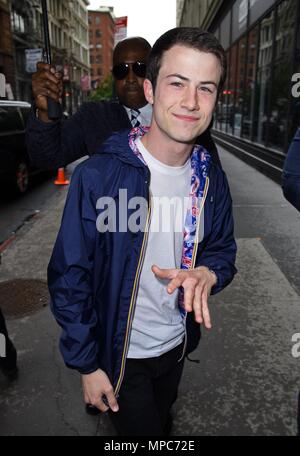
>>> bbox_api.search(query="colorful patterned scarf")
[128,126,212,317]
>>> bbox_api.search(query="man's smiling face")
[144,44,222,144]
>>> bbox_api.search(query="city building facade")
[0,0,14,93]
[179,0,300,181]
[3,0,90,112]
[88,7,115,90]
[45,0,90,113]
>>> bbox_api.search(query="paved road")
[0,160,86,247]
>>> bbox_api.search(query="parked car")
[0,100,36,194]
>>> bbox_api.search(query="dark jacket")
[282,127,300,212]
[26,101,222,169]
[47,130,236,396]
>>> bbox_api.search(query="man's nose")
[181,87,199,111]
[126,65,137,83]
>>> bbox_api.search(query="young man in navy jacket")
[48,27,237,436]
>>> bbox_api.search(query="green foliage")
[88,74,113,101]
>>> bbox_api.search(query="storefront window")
[242,26,259,140]
[252,10,275,145]
[218,51,231,133]
[233,35,247,137]
[268,0,296,150]
[226,44,238,135]
[220,12,231,51]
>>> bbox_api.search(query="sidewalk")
[0,149,299,435]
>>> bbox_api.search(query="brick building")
[0,0,14,94]
[88,7,115,89]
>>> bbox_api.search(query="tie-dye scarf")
[128,126,212,317]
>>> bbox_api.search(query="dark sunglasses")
[112,61,147,80]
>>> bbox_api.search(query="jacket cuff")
[78,365,99,375]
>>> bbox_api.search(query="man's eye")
[171,82,183,87]
[200,86,213,93]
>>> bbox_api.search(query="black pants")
[0,308,17,372]
[110,341,185,436]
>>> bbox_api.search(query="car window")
[20,107,31,126]
[0,106,24,132]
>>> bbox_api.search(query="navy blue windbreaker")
[282,127,300,212]
[48,130,237,394]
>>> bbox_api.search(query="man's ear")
[143,79,154,104]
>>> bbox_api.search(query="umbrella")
[41,0,62,119]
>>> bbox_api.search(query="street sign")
[25,49,43,73]
[115,16,128,45]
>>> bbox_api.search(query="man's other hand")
[152,265,217,328]
[32,62,62,122]
[81,369,119,413]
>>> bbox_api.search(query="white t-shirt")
[127,137,190,358]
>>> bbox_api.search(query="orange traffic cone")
[54,167,69,185]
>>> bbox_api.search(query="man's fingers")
[192,285,203,323]
[152,265,178,281]
[34,69,60,86]
[36,61,52,71]
[36,76,61,93]
[167,275,185,294]
[90,396,109,413]
[192,285,203,324]
[105,389,119,412]
[36,88,60,103]
[183,285,195,313]
[201,288,212,329]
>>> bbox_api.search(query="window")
[233,35,247,137]
[216,50,231,132]
[222,44,236,135]
[220,12,231,51]
[90,55,94,64]
[96,55,102,64]
[252,10,275,145]
[0,107,23,132]
[97,68,102,76]
[95,16,101,25]
[11,10,25,33]
[241,26,259,140]
[268,0,296,150]
[95,29,102,38]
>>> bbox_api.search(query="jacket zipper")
[178,176,210,362]
[114,186,152,397]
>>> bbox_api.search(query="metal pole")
[41,0,61,119]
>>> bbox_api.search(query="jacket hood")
[95,129,146,169]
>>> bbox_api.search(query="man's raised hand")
[152,265,217,329]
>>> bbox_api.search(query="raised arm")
[25,63,91,169]
[26,63,129,170]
